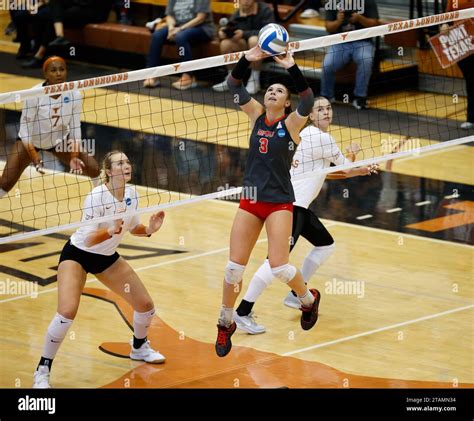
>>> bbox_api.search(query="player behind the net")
[33,151,166,388]
[0,56,100,199]
[233,96,379,334]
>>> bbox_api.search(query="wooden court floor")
[0,14,472,387]
[0,168,472,388]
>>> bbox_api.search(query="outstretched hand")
[273,49,295,69]
[147,211,165,235]
[244,45,270,62]
[69,157,85,175]
[34,160,45,175]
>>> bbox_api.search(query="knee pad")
[224,261,246,285]
[271,263,297,284]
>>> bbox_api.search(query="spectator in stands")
[10,1,50,66]
[21,0,113,68]
[47,0,113,47]
[321,0,379,110]
[212,0,274,94]
[300,0,322,19]
[143,0,215,90]
[443,0,473,130]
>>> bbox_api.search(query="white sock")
[301,244,335,283]
[42,313,73,360]
[133,308,155,340]
[243,259,273,302]
[0,188,7,198]
[219,306,234,327]
[298,289,315,307]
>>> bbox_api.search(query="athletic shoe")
[130,340,166,364]
[172,76,198,90]
[300,289,321,331]
[353,97,368,110]
[33,365,51,389]
[143,78,161,88]
[212,80,229,92]
[48,36,71,48]
[233,310,266,334]
[246,78,260,95]
[460,122,473,130]
[300,8,319,18]
[21,57,43,69]
[283,291,301,310]
[215,321,237,357]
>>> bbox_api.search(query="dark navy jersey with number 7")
[242,113,297,203]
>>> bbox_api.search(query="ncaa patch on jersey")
[64,96,70,103]
[125,197,132,206]
[277,129,286,137]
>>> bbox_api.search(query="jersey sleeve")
[80,191,103,236]
[328,135,349,166]
[70,92,82,141]
[18,97,39,145]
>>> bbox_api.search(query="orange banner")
[429,18,474,68]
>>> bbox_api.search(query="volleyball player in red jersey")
[215,46,317,357]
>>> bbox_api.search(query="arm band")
[230,55,251,81]
[227,78,252,106]
[296,88,314,117]
[287,64,309,93]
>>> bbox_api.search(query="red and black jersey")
[243,113,297,203]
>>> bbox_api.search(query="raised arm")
[276,53,314,144]
[226,47,266,126]
[326,142,378,179]
[130,211,165,237]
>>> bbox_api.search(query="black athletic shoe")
[352,97,368,110]
[22,57,43,68]
[215,322,237,357]
[300,289,321,330]
[48,37,71,48]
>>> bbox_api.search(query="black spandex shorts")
[59,240,120,274]
[290,206,334,252]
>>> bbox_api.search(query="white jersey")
[18,83,82,150]
[290,125,349,209]
[70,184,141,256]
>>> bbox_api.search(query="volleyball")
[258,23,289,55]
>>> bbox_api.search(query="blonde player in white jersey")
[33,151,166,388]
[0,56,100,198]
[233,96,379,333]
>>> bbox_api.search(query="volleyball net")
[0,9,473,243]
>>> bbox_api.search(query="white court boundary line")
[324,219,474,249]
[282,304,474,357]
[0,9,472,104]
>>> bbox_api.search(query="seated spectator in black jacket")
[21,0,113,68]
[48,0,113,47]
[212,0,274,94]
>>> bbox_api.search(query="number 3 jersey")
[18,83,82,150]
[243,113,297,203]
